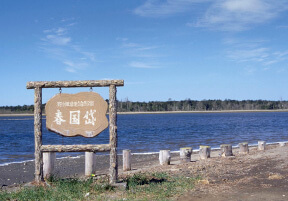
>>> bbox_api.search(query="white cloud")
[118,38,163,69]
[135,0,288,31]
[63,60,88,73]
[43,27,70,45]
[63,60,88,68]
[134,0,208,17]
[122,42,139,48]
[120,40,160,58]
[129,61,158,68]
[225,38,288,66]
[65,67,76,73]
[81,51,96,62]
[116,37,128,42]
[46,35,71,45]
[55,27,67,35]
[40,20,98,73]
[194,0,288,31]
[244,66,257,75]
[227,47,269,62]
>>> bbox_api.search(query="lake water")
[0,112,288,165]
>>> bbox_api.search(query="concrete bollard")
[239,142,249,154]
[279,142,286,147]
[199,145,211,160]
[43,152,56,178]
[123,149,131,171]
[159,150,171,165]
[85,152,96,176]
[258,141,266,151]
[180,147,193,163]
[220,144,233,157]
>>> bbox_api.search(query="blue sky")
[1,0,288,106]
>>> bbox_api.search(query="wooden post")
[109,85,118,184]
[27,80,124,89]
[258,141,266,151]
[34,87,43,183]
[43,152,56,178]
[199,145,211,160]
[27,80,124,184]
[123,149,131,171]
[239,142,249,154]
[159,150,171,165]
[180,147,192,163]
[41,144,110,152]
[220,144,233,157]
[85,152,96,176]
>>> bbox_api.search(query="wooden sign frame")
[26,80,124,184]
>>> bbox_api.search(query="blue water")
[0,112,288,165]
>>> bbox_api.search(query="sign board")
[45,92,108,138]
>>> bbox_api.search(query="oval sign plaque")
[45,92,108,138]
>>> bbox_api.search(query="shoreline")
[1,109,288,117]
[1,140,287,167]
[0,143,287,190]
[2,143,287,200]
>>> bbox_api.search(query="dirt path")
[118,144,288,200]
[174,145,288,201]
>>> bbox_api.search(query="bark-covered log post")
[220,144,233,157]
[159,150,171,165]
[199,145,211,160]
[41,144,110,152]
[279,142,286,147]
[123,149,131,171]
[27,80,123,184]
[109,84,118,184]
[85,152,96,176]
[34,87,44,183]
[43,152,56,178]
[238,142,249,154]
[258,141,266,151]
[180,147,192,163]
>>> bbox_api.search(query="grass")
[123,172,200,200]
[0,172,200,200]
[0,176,114,201]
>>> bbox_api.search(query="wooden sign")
[45,92,108,138]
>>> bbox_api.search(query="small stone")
[198,179,209,185]
[268,174,283,180]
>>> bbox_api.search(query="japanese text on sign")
[45,92,108,138]
[57,101,94,107]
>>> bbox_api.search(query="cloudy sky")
[1,0,288,105]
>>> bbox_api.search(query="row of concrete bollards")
[42,140,285,178]
[157,140,274,166]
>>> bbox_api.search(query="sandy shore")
[0,152,164,188]
[1,143,288,201]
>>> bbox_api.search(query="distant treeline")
[1,99,288,114]
[0,105,35,114]
[117,99,288,112]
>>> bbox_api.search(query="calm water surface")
[0,112,288,165]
